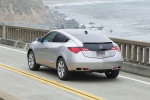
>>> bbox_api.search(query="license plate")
[97,51,105,57]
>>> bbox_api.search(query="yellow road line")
[0,63,104,100]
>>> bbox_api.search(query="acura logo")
[99,44,103,49]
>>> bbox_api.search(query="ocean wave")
[48,0,142,7]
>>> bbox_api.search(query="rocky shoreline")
[46,5,105,30]
[45,5,79,30]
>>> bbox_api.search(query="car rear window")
[73,34,112,43]
[83,42,113,51]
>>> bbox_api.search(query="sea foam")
[48,0,142,7]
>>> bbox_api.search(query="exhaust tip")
[112,66,120,70]
[76,68,82,70]
[76,68,90,71]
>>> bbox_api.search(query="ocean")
[48,0,150,42]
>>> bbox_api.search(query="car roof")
[58,29,100,36]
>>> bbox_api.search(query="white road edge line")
[119,75,150,85]
[0,45,150,85]
[0,46,26,54]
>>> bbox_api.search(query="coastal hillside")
[0,0,48,24]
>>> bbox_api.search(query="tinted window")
[74,34,112,43]
[83,42,113,51]
[43,32,58,42]
[53,33,69,42]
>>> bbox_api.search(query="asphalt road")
[0,44,150,100]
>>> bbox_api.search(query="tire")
[57,58,71,80]
[28,51,40,71]
[105,70,119,78]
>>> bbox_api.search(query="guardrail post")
[138,46,143,63]
[0,26,2,38]
[127,45,132,61]
[6,27,8,39]
[122,44,126,60]
[29,31,32,42]
[2,25,6,39]
[144,47,149,65]
[132,45,138,62]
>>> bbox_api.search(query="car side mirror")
[37,38,42,42]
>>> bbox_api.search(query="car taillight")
[111,46,120,52]
[68,47,89,54]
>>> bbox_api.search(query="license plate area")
[97,51,105,57]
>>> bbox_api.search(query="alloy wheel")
[58,61,65,78]
[28,53,34,69]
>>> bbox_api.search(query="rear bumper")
[63,49,123,71]
[67,61,123,71]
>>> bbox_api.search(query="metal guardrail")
[110,38,150,65]
[0,25,150,66]
[0,25,49,43]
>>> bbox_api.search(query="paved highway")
[0,44,150,100]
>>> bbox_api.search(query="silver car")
[27,29,123,80]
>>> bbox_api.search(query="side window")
[53,33,69,42]
[43,32,58,42]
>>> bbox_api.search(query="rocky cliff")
[0,0,48,24]
[0,0,79,29]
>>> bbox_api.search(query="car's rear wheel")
[28,51,40,71]
[105,70,119,78]
[57,58,70,80]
